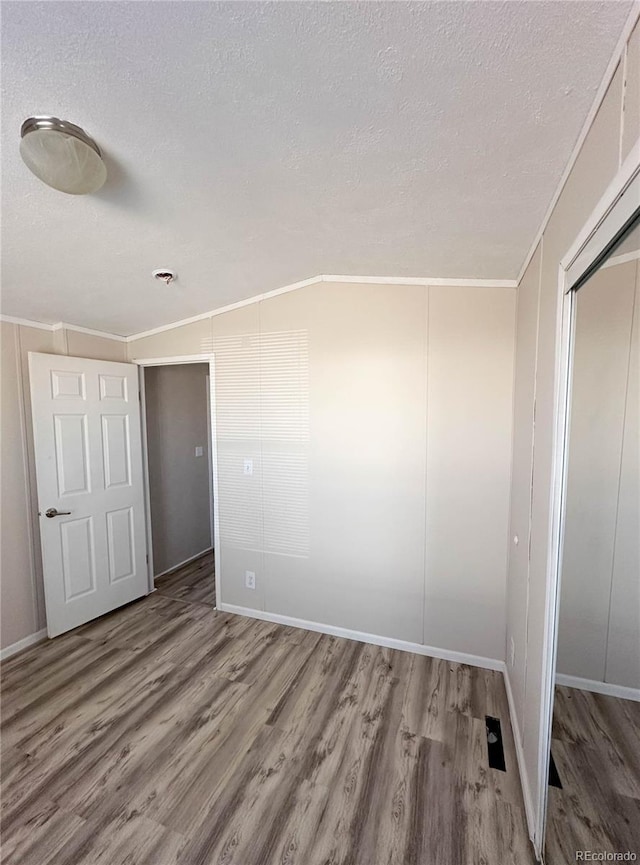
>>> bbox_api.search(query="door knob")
[44,507,71,518]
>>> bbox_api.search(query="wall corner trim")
[218,602,504,670]
[0,628,47,661]
[503,666,538,854]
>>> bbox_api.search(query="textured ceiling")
[0,1,632,336]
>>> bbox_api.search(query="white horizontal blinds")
[260,330,309,558]
[212,333,262,551]
[212,330,310,557]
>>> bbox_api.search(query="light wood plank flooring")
[155,551,215,608]
[1,563,534,865]
[545,685,640,863]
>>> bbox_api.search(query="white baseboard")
[556,673,640,702]
[0,628,48,661]
[503,667,537,852]
[154,547,213,581]
[217,602,504,671]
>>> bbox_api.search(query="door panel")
[106,507,135,582]
[99,374,128,401]
[61,517,96,599]
[54,414,90,495]
[101,414,131,488]
[29,352,148,637]
[51,369,86,399]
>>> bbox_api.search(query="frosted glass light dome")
[20,116,107,194]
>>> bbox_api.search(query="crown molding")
[0,314,57,332]
[321,274,517,288]
[516,3,640,285]
[126,273,517,343]
[53,322,127,342]
[0,314,127,341]
[126,275,325,342]
[2,272,519,346]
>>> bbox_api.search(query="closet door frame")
[538,143,640,850]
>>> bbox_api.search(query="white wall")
[145,363,212,576]
[557,259,639,689]
[0,322,127,650]
[129,280,516,662]
[505,11,640,846]
[425,287,515,659]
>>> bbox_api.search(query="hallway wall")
[145,363,212,577]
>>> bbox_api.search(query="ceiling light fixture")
[20,116,107,194]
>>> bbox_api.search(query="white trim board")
[126,274,517,343]
[218,602,504,671]
[556,673,640,702]
[0,314,127,342]
[0,628,47,662]
[0,314,58,332]
[503,668,537,848]
[154,547,213,580]
[1,273,518,347]
[320,274,517,288]
[133,354,214,366]
[516,3,640,285]
[564,147,640,286]
[52,322,127,342]
[137,354,221,604]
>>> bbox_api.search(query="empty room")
[1,2,638,864]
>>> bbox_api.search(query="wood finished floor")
[1,561,535,865]
[545,685,640,863]
[155,552,216,608]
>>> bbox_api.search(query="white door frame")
[537,141,640,852]
[133,354,221,608]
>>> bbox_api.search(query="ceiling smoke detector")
[152,269,176,285]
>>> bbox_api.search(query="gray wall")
[144,364,212,576]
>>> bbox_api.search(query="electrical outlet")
[510,637,516,667]
[245,570,256,590]
[243,458,253,476]
[195,446,204,457]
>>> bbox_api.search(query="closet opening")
[138,356,217,609]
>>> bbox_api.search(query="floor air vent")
[485,716,506,771]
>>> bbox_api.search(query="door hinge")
[146,554,149,563]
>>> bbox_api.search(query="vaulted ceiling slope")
[0,1,633,336]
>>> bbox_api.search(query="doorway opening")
[138,356,217,609]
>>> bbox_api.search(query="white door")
[29,352,149,637]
